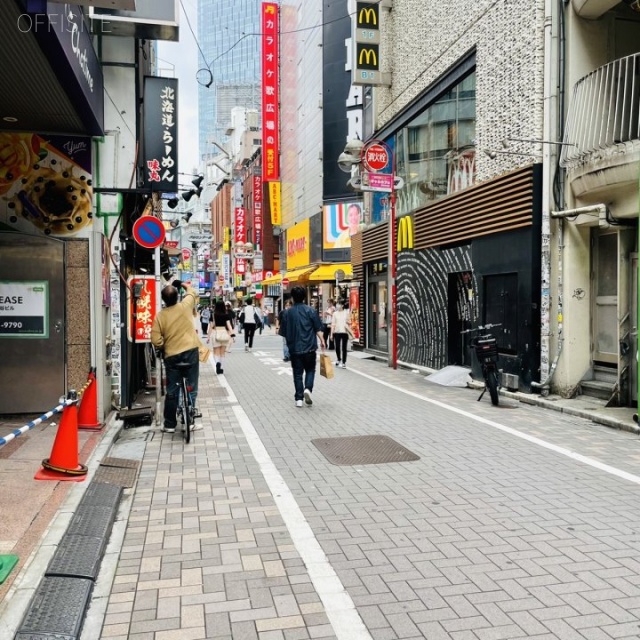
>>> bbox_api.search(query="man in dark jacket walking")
[279,286,325,407]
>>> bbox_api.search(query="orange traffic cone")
[78,369,102,430]
[35,392,88,482]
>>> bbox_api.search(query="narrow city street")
[78,331,640,639]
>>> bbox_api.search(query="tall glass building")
[197,0,261,159]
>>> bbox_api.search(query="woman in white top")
[330,300,353,368]
[242,298,258,351]
[322,299,335,349]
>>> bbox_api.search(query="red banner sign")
[261,2,280,181]
[253,175,263,248]
[127,276,157,343]
[234,206,246,244]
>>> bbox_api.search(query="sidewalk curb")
[508,391,640,435]
[0,412,124,639]
[392,357,640,437]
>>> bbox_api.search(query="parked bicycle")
[461,323,502,406]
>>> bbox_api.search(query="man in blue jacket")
[279,286,326,407]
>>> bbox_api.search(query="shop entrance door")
[367,279,388,352]
[0,233,65,413]
[631,253,637,403]
[592,230,618,364]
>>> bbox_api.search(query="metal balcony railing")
[561,54,640,167]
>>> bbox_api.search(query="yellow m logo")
[358,7,377,25]
[358,47,377,67]
[397,216,414,252]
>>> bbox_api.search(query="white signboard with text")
[0,281,49,338]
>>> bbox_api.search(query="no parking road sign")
[133,216,166,250]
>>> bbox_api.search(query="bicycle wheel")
[486,369,499,406]
[181,378,191,444]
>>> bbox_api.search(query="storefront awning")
[261,273,282,286]
[283,266,316,282]
[306,263,353,282]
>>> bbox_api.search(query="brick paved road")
[96,331,640,639]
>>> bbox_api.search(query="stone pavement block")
[205,610,231,637]
[231,619,260,639]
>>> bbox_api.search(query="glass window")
[392,70,476,217]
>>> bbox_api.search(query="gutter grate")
[15,576,93,640]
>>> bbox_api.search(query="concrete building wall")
[377,0,546,182]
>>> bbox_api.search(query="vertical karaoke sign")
[261,2,280,182]
[234,207,247,275]
[143,76,179,192]
[253,175,263,248]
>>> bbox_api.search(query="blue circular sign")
[132,216,166,249]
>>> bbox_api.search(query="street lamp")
[337,138,398,369]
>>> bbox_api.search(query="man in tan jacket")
[151,280,201,433]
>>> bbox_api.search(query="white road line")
[232,405,373,640]
[352,368,640,486]
[214,363,239,403]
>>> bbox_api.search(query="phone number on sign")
[1,322,23,329]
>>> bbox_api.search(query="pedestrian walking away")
[208,300,234,374]
[255,304,264,335]
[151,280,202,433]
[242,297,259,351]
[276,298,292,361]
[279,285,325,407]
[262,305,272,330]
[199,304,211,337]
[330,299,353,369]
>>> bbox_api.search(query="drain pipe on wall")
[532,203,607,393]
[538,0,558,388]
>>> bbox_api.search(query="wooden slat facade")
[351,230,363,266]
[362,220,389,263]
[413,165,535,249]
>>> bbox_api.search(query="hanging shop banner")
[143,76,178,192]
[349,284,360,341]
[253,175,263,248]
[0,133,93,237]
[0,281,48,338]
[323,200,363,250]
[223,253,231,285]
[261,2,280,181]
[234,207,247,245]
[286,219,310,269]
[127,276,157,343]
[268,181,281,225]
[235,207,247,275]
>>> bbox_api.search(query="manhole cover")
[93,465,138,488]
[100,457,139,469]
[311,435,420,466]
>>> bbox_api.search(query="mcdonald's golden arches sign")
[352,1,389,86]
[397,215,414,251]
